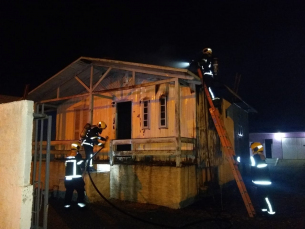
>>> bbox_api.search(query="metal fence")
[31,104,52,229]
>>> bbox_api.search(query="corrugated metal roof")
[26,57,200,104]
[0,95,21,104]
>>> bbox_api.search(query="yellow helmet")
[203,48,212,55]
[71,142,81,150]
[250,142,263,153]
[98,121,107,129]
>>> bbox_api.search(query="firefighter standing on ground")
[81,121,108,171]
[250,142,275,215]
[64,142,86,209]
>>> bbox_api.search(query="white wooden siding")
[56,82,196,154]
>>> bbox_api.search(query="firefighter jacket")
[65,153,84,180]
[82,127,106,148]
[250,153,271,186]
[198,53,213,77]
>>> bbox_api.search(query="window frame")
[159,95,168,128]
[141,99,150,129]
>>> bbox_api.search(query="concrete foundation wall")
[31,161,111,202]
[0,100,33,229]
[110,165,197,209]
[84,172,110,202]
[33,162,199,209]
[33,161,198,209]
[35,162,197,209]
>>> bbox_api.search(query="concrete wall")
[110,164,197,209]
[84,172,110,202]
[33,162,196,209]
[31,161,110,202]
[0,100,33,229]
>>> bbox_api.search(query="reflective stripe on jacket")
[65,154,83,180]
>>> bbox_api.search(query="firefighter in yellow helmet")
[64,142,86,209]
[81,121,108,172]
[250,142,275,215]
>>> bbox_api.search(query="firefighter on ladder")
[64,142,86,209]
[196,48,220,103]
[250,142,276,215]
[81,121,108,172]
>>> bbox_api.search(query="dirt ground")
[47,161,305,229]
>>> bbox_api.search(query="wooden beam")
[113,150,177,156]
[75,76,90,92]
[82,56,190,73]
[181,137,196,144]
[132,71,135,86]
[40,93,89,103]
[175,78,182,167]
[111,137,176,145]
[89,65,94,124]
[39,78,176,104]
[92,67,112,91]
[93,63,194,80]
[112,150,194,156]
[95,78,176,94]
[94,94,113,100]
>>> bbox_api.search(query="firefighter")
[64,142,86,209]
[81,121,108,172]
[250,142,275,215]
[196,47,220,106]
[198,48,214,78]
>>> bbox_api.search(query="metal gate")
[31,104,52,229]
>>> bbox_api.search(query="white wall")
[250,132,305,159]
[0,100,33,229]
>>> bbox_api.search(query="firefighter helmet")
[98,121,107,129]
[71,142,81,150]
[203,48,212,55]
[250,142,263,153]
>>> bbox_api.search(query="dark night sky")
[1,1,305,132]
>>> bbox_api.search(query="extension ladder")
[197,69,256,218]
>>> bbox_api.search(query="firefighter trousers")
[64,177,85,205]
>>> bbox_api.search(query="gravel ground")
[46,161,305,229]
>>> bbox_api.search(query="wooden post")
[175,78,181,167]
[89,65,94,124]
[132,71,135,86]
[109,140,114,166]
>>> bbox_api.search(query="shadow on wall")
[117,165,143,202]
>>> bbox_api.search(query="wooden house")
[27,57,251,208]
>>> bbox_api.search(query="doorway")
[117,101,132,151]
[265,139,273,158]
